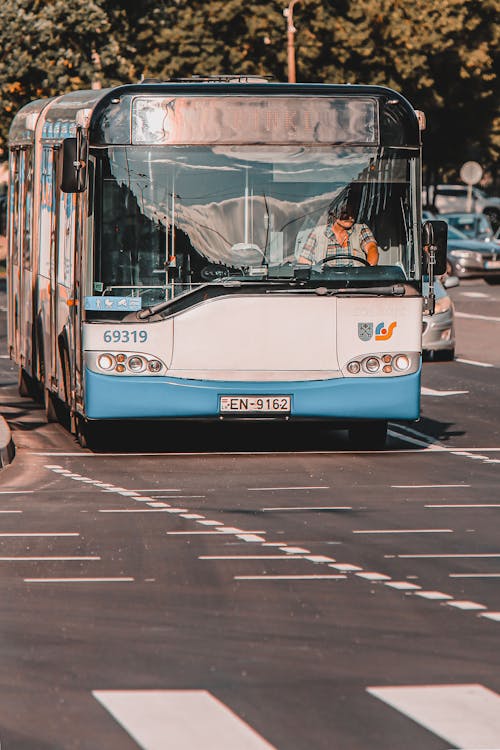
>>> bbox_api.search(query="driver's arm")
[365,240,379,266]
[360,224,379,265]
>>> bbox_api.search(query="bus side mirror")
[61,136,87,193]
[422,219,447,276]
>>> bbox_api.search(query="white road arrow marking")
[367,684,500,749]
[421,386,469,396]
[93,690,277,750]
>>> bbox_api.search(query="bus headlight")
[97,353,115,371]
[347,361,361,375]
[148,359,162,373]
[127,355,146,372]
[364,357,380,373]
[393,354,410,371]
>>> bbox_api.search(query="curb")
[0,416,15,468]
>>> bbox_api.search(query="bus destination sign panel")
[132,96,378,146]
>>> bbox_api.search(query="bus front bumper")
[84,368,421,421]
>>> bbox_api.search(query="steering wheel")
[319,253,371,267]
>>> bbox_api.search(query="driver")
[298,200,379,266]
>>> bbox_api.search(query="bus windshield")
[93,145,420,305]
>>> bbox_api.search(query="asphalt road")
[0,280,499,750]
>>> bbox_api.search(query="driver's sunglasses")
[338,212,355,221]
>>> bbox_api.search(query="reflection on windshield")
[93,145,419,305]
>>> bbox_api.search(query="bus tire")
[44,388,59,423]
[348,420,388,450]
[76,417,100,449]
[18,367,35,398]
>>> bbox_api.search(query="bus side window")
[39,147,55,279]
[22,147,33,270]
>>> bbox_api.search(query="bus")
[7,76,446,448]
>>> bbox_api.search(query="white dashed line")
[352,529,453,534]
[449,573,500,578]
[455,357,495,368]
[414,591,453,600]
[446,601,487,610]
[233,575,347,581]
[25,578,135,583]
[385,581,422,590]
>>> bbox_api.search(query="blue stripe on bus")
[84,368,421,421]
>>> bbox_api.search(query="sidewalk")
[0,274,15,467]
[0,416,14,468]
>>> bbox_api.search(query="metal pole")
[284,0,300,83]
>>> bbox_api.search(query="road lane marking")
[248,486,329,491]
[456,311,500,322]
[455,357,495,367]
[367,684,500,749]
[426,504,500,508]
[199,555,306,560]
[0,491,35,495]
[0,511,23,514]
[25,578,134,583]
[481,612,500,622]
[353,529,453,534]
[446,601,487,610]
[236,534,267,542]
[279,546,310,554]
[98,509,172,513]
[0,556,100,561]
[391,484,470,490]
[93,690,277,750]
[30,447,500,456]
[449,573,500,578]
[356,572,392,581]
[460,291,490,298]
[233,574,347,581]
[329,563,363,571]
[166,530,266,536]
[261,506,352,512]
[0,533,79,537]
[414,591,453,600]
[385,581,422,590]
[398,553,500,559]
[421,386,469,396]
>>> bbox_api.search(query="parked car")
[440,212,499,245]
[446,225,500,283]
[423,184,500,229]
[422,277,457,360]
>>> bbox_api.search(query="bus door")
[8,149,21,360]
[52,181,77,405]
[9,147,33,370]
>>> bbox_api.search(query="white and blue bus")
[7,76,447,448]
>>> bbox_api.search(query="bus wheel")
[44,389,58,423]
[18,367,35,398]
[348,420,388,450]
[75,417,99,449]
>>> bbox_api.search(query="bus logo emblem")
[358,322,373,341]
[375,321,397,341]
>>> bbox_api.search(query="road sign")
[460,161,483,186]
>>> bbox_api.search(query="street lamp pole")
[284,0,300,83]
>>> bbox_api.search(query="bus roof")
[9,82,420,148]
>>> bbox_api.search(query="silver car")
[422,277,456,361]
[446,225,500,283]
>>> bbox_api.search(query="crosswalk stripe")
[93,690,276,749]
[367,684,500,748]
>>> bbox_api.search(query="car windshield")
[447,225,469,241]
[443,214,493,239]
[91,145,420,306]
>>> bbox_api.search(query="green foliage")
[0,0,498,179]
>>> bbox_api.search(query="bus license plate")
[220,396,291,414]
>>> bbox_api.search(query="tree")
[0,0,140,157]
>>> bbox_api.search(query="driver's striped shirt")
[300,222,376,264]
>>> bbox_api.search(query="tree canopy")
[0,0,498,182]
